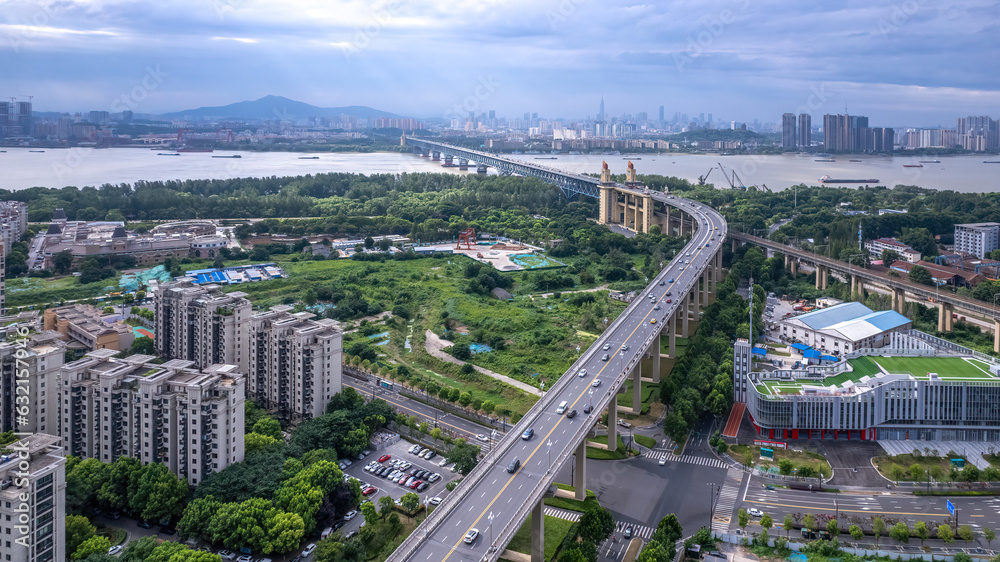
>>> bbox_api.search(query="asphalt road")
[393,193,726,562]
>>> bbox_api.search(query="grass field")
[507,514,576,560]
[872,356,995,380]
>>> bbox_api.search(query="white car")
[578,368,588,377]
[476,434,489,442]
[302,543,317,557]
[658,457,667,466]
[748,508,764,517]
[409,444,421,454]
[108,546,123,556]
[237,556,253,562]
[428,496,443,505]
[438,458,450,467]
[344,510,359,521]
[217,551,236,561]
[464,528,480,544]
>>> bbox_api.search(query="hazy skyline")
[3,0,999,127]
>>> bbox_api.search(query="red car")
[378,454,391,463]
[409,480,422,489]
[666,298,672,303]
[362,486,377,496]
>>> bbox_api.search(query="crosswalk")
[614,520,656,540]
[711,468,744,533]
[646,451,729,469]
[542,507,581,522]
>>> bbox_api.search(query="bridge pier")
[892,288,905,313]
[431,150,440,161]
[815,265,829,290]
[790,258,798,277]
[632,362,642,414]
[574,441,586,500]
[691,281,700,321]
[607,402,617,451]
[669,314,677,356]
[531,499,545,562]
[938,303,954,332]
[995,321,1000,354]
[821,266,829,290]
[681,294,690,337]
[458,158,469,170]
[443,155,453,166]
[651,331,661,382]
[476,164,488,174]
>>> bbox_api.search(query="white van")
[556,401,568,414]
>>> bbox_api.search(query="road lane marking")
[743,499,947,517]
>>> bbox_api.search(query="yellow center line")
[440,209,717,561]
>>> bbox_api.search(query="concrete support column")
[531,499,545,562]
[790,258,798,276]
[945,304,953,332]
[651,331,661,382]
[691,282,700,320]
[632,362,642,414]
[702,272,709,304]
[815,265,823,290]
[821,266,829,290]
[682,294,689,337]
[669,314,677,356]
[784,255,790,269]
[458,158,469,170]
[892,288,905,313]
[732,238,737,253]
[994,321,1000,354]
[431,151,440,161]
[574,441,586,501]
[607,403,618,451]
[938,303,948,332]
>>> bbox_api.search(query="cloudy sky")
[3,0,998,127]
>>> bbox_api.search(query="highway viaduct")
[729,231,1000,352]
[389,138,726,562]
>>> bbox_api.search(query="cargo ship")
[814,158,835,162]
[819,175,879,184]
[919,160,941,163]
[298,156,319,159]
[176,147,213,153]
[157,153,180,156]
[903,164,923,168]
[211,154,242,159]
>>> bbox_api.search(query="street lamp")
[488,511,495,552]
[706,482,719,531]
[546,440,553,473]
[588,388,594,409]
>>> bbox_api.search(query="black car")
[583,404,592,414]
[566,409,577,418]
[136,520,152,529]
[332,521,346,531]
[159,526,176,535]
[507,459,521,473]
[623,526,633,539]
[417,482,429,492]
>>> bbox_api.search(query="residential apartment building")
[59,350,245,485]
[822,114,893,152]
[0,202,28,259]
[954,222,1000,259]
[0,332,65,435]
[956,116,999,152]
[153,280,251,374]
[0,434,66,562]
[43,304,134,352]
[248,306,343,421]
[781,113,797,148]
[864,237,921,263]
[798,113,811,148]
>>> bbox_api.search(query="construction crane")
[716,162,739,189]
[216,128,233,143]
[697,167,714,185]
[456,228,476,250]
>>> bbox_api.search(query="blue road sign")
[947,500,955,516]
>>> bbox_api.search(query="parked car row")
[364,457,441,493]
[408,444,437,460]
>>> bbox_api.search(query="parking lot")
[335,438,461,539]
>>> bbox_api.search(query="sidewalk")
[423,330,542,397]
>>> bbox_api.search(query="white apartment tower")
[0,434,66,562]
[249,306,343,421]
[153,279,251,374]
[954,222,1000,259]
[59,350,245,485]
[0,331,65,435]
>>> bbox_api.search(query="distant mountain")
[160,95,402,121]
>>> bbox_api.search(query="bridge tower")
[400,133,406,146]
[598,161,618,226]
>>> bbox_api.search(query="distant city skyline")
[3,0,999,127]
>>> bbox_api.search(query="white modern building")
[153,280,251,374]
[777,302,912,355]
[59,350,245,485]
[0,331,66,435]
[954,222,1000,259]
[248,306,343,421]
[0,434,66,562]
[864,237,921,263]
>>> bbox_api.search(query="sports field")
[871,356,996,380]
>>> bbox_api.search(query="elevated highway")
[730,231,1000,350]
[390,139,726,561]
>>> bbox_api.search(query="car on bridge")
[521,428,534,440]
[591,379,601,388]
[507,459,520,473]
[650,318,657,324]
[654,304,660,310]
[601,354,609,361]
[566,409,577,418]
[668,278,674,283]
[464,529,480,544]
[579,367,589,376]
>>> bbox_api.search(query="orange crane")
[456,228,476,250]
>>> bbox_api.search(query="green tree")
[72,536,112,560]
[53,249,75,274]
[378,495,394,519]
[784,514,794,538]
[914,521,929,545]
[119,536,160,562]
[890,521,910,544]
[360,501,378,526]
[400,492,420,521]
[881,249,901,266]
[938,524,955,544]
[66,515,97,556]
[178,496,222,542]
[984,527,996,548]
[849,525,864,542]
[245,432,282,454]
[578,506,616,544]
[910,463,924,483]
[636,542,669,562]
[872,517,885,545]
[130,463,189,523]
[252,418,283,440]
[760,513,773,531]
[778,458,794,475]
[803,514,818,534]
[742,449,755,470]
[66,458,110,513]
[481,401,495,415]
[446,439,480,475]
[827,519,839,536]
[889,464,907,483]
[959,525,974,546]
[908,264,934,286]
[430,427,442,446]
[738,509,749,532]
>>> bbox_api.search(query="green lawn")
[872,356,995,380]
[507,515,576,561]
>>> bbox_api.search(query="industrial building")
[776,302,912,355]
[737,331,1000,442]
[59,350,245,485]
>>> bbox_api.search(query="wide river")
[1,147,997,193]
